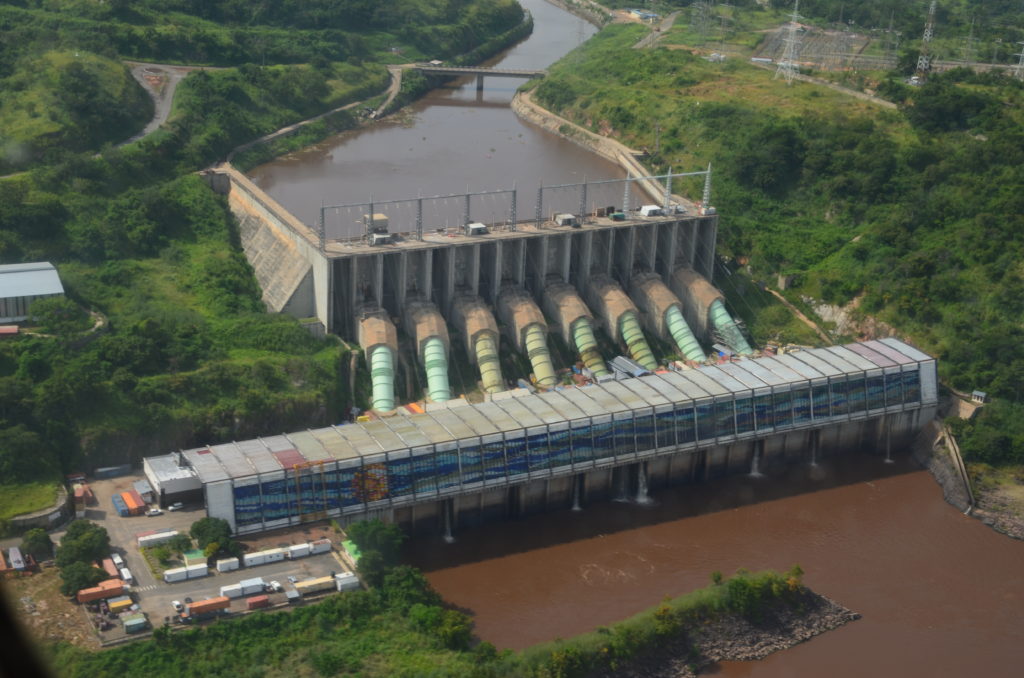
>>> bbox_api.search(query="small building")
[143,454,202,507]
[971,390,987,404]
[133,479,155,504]
[0,262,65,323]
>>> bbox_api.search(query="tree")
[167,534,192,553]
[356,549,387,588]
[20,528,53,561]
[29,297,90,337]
[59,561,106,596]
[189,517,232,549]
[347,519,406,566]
[56,521,110,568]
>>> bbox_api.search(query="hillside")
[0,0,529,525]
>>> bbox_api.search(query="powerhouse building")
[143,338,937,535]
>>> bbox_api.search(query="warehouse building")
[0,262,65,323]
[143,339,937,535]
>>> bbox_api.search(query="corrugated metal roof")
[174,340,933,482]
[878,337,932,363]
[0,262,64,299]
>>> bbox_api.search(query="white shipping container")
[334,573,360,592]
[219,584,243,599]
[243,553,266,567]
[215,557,239,572]
[138,531,178,548]
[310,539,332,554]
[288,544,311,559]
[163,567,188,583]
[262,548,286,563]
[185,564,208,580]
[239,577,265,596]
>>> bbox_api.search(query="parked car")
[146,508,163,516]
[172,601,183,612]
[168,502,184,511]
[270,580,282,592]
[287,575,298,584]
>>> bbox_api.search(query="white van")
[120,567,134,585]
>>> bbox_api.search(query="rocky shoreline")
[592,590,860,678]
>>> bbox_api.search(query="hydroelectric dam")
[135,164,941,537]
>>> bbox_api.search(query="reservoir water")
[250,2,1024,675]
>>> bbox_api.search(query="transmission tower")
[1015,41,1024,81]
[885,11,900,69]
[961,16,976,65]
[916,0,938,81]
[691,1,712,45]
[775,0,803,84]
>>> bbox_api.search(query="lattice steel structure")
[775,0,803,85]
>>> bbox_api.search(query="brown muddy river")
[407,452,1024,677]
[249,1,1024,674]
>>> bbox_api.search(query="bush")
[56,521,110,568]
[60,561,107,596]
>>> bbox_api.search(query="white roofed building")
[0,262,65,323]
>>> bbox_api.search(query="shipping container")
[246,595,270,610]
[334,572,360,592]
[100,558,118,578]
[94,464,132,479]
[288,544,311,559]
[123,613,148,633]
[310,539,332,555]
[239,577,265,596]
[215,557,239,572]
[185,563,208,580]
[242,552,266,567]
[186,596,230,616]
[285,589,301,604]
[121,491,144,516]
[294,576,335,595]
[138,531,179,548]
[108,596,133,613]
[8,547,25,570]
[163,567,188,583]
[219,583,243,599]
[111,496,129,518]
[76,579,124,603]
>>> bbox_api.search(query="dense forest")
[0,0,527,522]
[532,21,1024,463]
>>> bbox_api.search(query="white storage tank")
[216,557,240,573]
[163,567,188,583]
[219,583,243,599]
[334,572,360,592]
[310,539,332,555]
[288,544,311,559]
[239,577,265,596]
[185,564,208,580]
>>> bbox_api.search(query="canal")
[250,1,1024,675]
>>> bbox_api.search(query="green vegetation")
[189,516,240,558]
[0,481,60,525]
[535,24,1024,406]
[20,527,54,561]
[949,401,1024,467]
[47,563,808,677]
[348,519,407,587]
[53,520,111,595]
[58,561,107,597]
[0,0,528,493]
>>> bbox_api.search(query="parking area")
[80,474,355,635]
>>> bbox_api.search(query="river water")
[251,2,1024,675]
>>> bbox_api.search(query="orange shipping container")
[127,489,145,507]
[101,558,119,578]
[187,596,230,615]
[76,579,124,603]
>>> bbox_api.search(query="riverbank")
[594,590,860,678]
